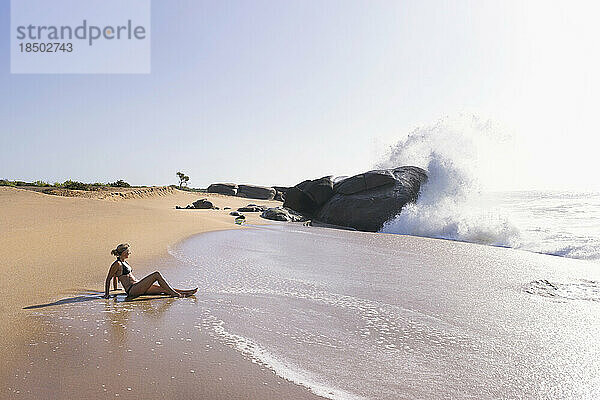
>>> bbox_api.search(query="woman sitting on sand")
[103,243,197,299]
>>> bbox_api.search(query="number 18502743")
[19,42,73,52]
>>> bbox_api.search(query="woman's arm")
[113,276,118,291]
[103,263,119,299]
[104,276,112,298]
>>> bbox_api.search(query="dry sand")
[0,186,324,399]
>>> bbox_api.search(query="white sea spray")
[378,114,521,248]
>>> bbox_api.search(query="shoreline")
[1,186,326,399]
[5,186,599,398]
[163,224,600,399]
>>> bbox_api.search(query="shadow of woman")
[23,294,101,309]
[23,289,196,309]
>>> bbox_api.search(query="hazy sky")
[1,1,599,191]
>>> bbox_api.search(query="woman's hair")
[111,243,130,257]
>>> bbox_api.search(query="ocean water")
[375,114,600,263]
[381,190,600,263]
[167,224,600,399]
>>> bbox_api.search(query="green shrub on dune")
[0,179,51,187]
[0,179,17,187]
[59,180,91,190]
[109,179,131,188]
[33,180,52,187]
[1,178,137,191]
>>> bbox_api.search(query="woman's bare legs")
[127,271,181,298]
[144,285,197,296]
[143,284,170,295]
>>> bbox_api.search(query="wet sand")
[166,225,600,399]
[8,220,600,399]
[0,186,324,399]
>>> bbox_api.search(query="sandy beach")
[4,186,600,399]
[0,186,324,399]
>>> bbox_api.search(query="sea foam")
[377,114,521,248]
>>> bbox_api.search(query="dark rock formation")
[236,185,276,200]
[260,207,307,222]
[237,204,268,212]
[314,166,427,232]
[207,183,237,196]
[333,170,396,195]
[199,165,426,232]
[283,176,334,215]
[283,184,316,214]
[304,176,334,206]
[273,186,290,202]
[229,211,243,216]
[192,198,216,209]
[176,198,217,210]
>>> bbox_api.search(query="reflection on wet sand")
[103,296,181,360]
[8,291,207,399]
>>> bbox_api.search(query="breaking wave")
[376,115,600,262]
[378,115,520,247]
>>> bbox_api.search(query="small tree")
[176,171,190,188]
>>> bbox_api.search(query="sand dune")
[27,185,178,200]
